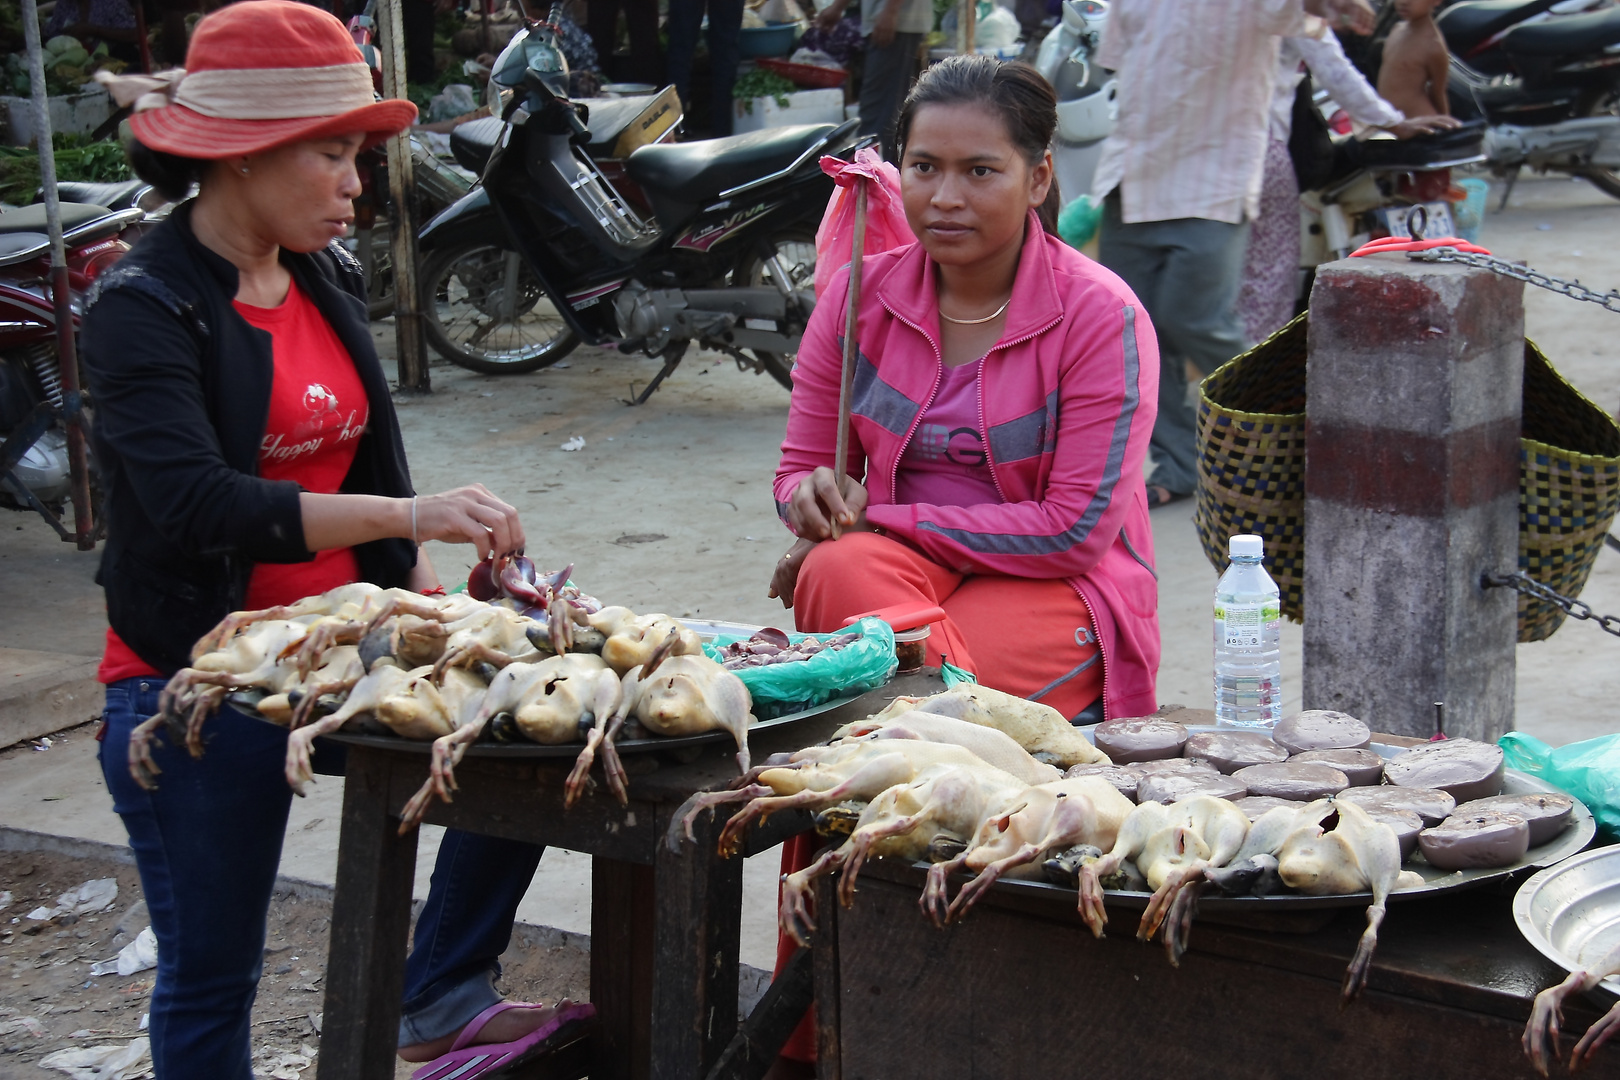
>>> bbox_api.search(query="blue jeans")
[1098,192,1252,495]
[399,830,546,1046]
[100,678,298,1080]
[666,0,743,136]
[100,678,544,1071]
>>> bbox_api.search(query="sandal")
[410,1000,597,1080]
[1146,485,1191,509]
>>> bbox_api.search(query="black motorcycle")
[416,13,861,398]
[1436,0,1620,199]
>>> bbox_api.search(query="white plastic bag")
[39,1037,153,1080]
[91,926,158,977]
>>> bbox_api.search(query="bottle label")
[1219,602,1277,648]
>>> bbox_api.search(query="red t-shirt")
[99,278,370,683]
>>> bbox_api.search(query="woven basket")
[1194,317,1620,641]
[1195,314,1309,621]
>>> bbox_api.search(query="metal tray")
[237,616,863,757]
[1514,846,1620,998]
[1034,727,1599,912]
[327,689,865,758]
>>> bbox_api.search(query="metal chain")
[1408,247,1620,315]
[1482,571,1620,638]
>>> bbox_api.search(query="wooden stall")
[808,859,1617,1079]
[314,670,946,1080]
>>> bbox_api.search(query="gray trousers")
[858,31,923,161]
[1098,192,1251,495]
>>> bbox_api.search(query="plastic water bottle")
[1213,534,1282,728]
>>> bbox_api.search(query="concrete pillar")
[1303,255,1524,741]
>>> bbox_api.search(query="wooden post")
[959,0,976,54]
[1303,254,1524,740]
[19,0,94,550]
[378,0,431,393]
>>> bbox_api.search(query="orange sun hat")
[96,0,417,159]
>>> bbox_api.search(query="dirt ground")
[0,845,589,1080]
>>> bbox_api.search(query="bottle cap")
[1229,534,1264,558]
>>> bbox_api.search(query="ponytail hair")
[894,55,1062,234]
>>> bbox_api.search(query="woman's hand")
[1386,114,1462,140]
[788,468,870,541]
[768,536,820,608]
[413,485,525,561]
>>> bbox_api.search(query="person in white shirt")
[1091,0,1374,507]
[817,0,936,159]
[1238,25,1458,342]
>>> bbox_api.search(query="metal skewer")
[832,177,867,541]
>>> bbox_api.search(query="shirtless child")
[1379,0,1451,119]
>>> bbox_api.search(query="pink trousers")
[774,531,1102,1060]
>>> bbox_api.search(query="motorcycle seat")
[625,123,836,204]
[0,202,112,235]
[50,180,149,210]
[448,94,674,175]
[450,116,504,174]
[0,232,50,262]
[1436,0,1559,56]
[1348,120,1487,171]
[1503,7,1620,56]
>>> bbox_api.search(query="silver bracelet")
[411,496,418,546]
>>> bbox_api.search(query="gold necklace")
[939,297,1012,325]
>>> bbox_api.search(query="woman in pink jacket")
[765,56,1163,1075]
[772,55,1161,728]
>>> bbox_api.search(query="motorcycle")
[1034,0,1117,200]
[1435,0,1620,200]
[0,199,142,534]
[415,11,862,398]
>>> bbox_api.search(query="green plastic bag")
[1500,731,1620,840]
[703,617,897,720]
[1058,195,1102,251]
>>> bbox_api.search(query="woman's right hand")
[413,484,525,561]
[788,467,869,541]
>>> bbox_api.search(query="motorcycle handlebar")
[522,69,592,144]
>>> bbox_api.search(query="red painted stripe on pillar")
[1305,416,1520,515]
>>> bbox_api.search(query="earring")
[239,164,250,175]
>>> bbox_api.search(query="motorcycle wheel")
[731,227,818,391]
[420,242,579,375]
[1574,92,1620,201]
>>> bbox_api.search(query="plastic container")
[892,625,930,674]
[732,87,845,133]
[1214,534,1283,729]
[737,22,799,58]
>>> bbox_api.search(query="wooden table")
[313,670,944,1080]
[809,858,1619,1079]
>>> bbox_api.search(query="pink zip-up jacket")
[774,212,1161,720]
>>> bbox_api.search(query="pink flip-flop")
[411,999,597,1080]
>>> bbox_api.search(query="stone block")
[1303,256,1524,740]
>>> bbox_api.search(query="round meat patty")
[1233,762,1350,801]
[1453,792,1575,846]
[1271,710,1371,755]
[1094,716,1189,763]
[1289,747,1385,786]
[1063,762,1144,802]
[1184,731,1289,774]
[1133,757,1220,778]
[1356,806,1424,860]
[1137,773,1248,805]
[1335,785,1456,826]
[1418,809,1530,870]
[1384,739,1505,802]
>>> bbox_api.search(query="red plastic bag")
[814,147,914,299]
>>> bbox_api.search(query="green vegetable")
[0,133,132,207]
[732,69,797,112]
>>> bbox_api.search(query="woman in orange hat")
[84,4,587,1076]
